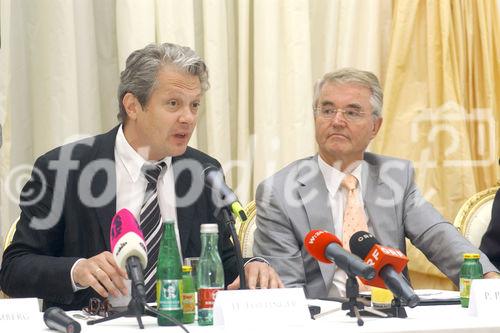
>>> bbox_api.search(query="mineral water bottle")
[156,219,183,325]
[197,223,224,326]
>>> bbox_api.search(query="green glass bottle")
[459,253,483,308]
[197,223,224,326]
[181,265,196,324]
[156,219,183,326]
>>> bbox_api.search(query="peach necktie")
[341,174,369,251]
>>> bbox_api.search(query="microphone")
[44,307,81,333]
[202,165,247,221]
[304,230,376,280]
[349,231,420,308]
[110,208,148,303]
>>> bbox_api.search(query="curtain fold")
[2,1,497,292]
[373,0,499,289]
[0,0,391,256]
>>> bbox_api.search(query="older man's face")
[314,82,382,169]
[123,66,202,160]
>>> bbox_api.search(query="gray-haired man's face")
[122,67,202,161]
[314,82,382,169]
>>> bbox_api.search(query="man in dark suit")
[0,43,282,310]
[480,189,500,270]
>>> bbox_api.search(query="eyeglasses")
[82,298,111,318]
[314,106,367,122]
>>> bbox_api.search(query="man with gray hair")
[0,42,282,311]
[253,67,498,299]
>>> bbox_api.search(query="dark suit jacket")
[480,189,500,270]
[0,126,238,310]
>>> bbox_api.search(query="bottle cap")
[182,265,192,273]
[200,223,219,233]
[463,253,480,259]
[163,218,175,224]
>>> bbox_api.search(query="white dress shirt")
[317,155,367,297]
[114,125,181,249]
[71,125,181,291]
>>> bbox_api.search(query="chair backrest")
[237,201,257,257]
[3,217,19,251]
[1,217,19,299]
[453,185,500,248]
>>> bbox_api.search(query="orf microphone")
[44,307,81,333]
[110,208,148,302]
[304,230,376,280]
[202,165,247,221]
[349,231,420,308]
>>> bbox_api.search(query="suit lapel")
[172,155,196,254]
[296,156,335,290]
[361,159,399,247]
[297,157,334,233]
[91,126,118,250]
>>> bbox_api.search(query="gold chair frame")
[1,217,19,298]
[3,217,19,251]
[237,201,256,257]
[453,184,499,246]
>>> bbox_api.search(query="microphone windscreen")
[304,230,342,263]
[349,231,378,259]
[110,208,144,252]
[110,208,147,270]
[202,165,220,187]
[44,307,81,333]
[202,164,238,207]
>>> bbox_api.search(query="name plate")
[0,298,40,329]
[213,288,311,328]
[469,279,500,317]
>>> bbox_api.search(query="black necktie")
[140,162,166,302]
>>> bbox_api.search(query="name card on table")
[469,279,500,317]
[213,287,311,328]
[0,298,40,329]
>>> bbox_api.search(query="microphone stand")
[388,297,408,318]
[340,276,390,325]
[87,281,146,328]
[359,296,408,318]
[220,207,247,290]
[341,275,366,326]
[87,282,190,332]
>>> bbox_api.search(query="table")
[306,300,499,333]
[4,301,499,333]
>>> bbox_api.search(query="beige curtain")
[0,0,500,287]
[0,0,120,247]
[373,0,500,289]
[4,1,496,292]
[0,0,392,250]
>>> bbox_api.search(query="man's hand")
[227,261,284,290]
[73,251,128,298]
[484,271,500,279]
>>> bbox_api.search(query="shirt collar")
[115,125,172,183]
[317,155,364,195]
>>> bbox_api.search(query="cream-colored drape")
[0,0,391,248]
[373,0,500,289]
[2,0,496,292]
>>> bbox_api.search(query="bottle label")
[460,277,472,299]
[182,292,196,314]
[198,288,222,325]
[198,287,222,309]
[157,279,182,310]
